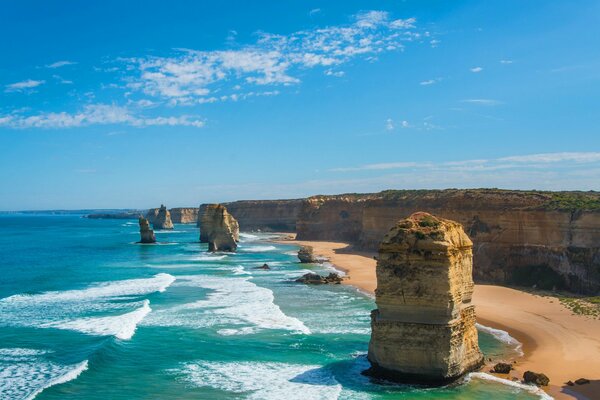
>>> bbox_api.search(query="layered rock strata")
[152,205,174,230]
[219,199,303,232]
[367,212,483,384]
[296,189,600,294]
[147,207,198,224]
[198,204,239,252]
[138,216,156,244]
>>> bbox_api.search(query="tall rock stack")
[198,204,239,252]
[138,216,156,244]
[153,204,174,230]
[367,212,483,385]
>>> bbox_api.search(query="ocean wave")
[238,233,260,241]
[145,275,310,335]
[467,372,553,400]
[175,361,341,400]
[189,254,228,261]
[476,323,523,356]
[41,300,151,340]
[238,245,277,253]
[0,348,88,400]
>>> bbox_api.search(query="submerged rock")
[297,245,318,263]
[254,263,271,270]
[366,212,484,385]
[198,204,239,252]
[138,216,156,244]
[492,363,513,374]
[523,371,550,386]
[153,204,174,230]
[295,272,342,284]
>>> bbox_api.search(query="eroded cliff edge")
[296,189,600,294]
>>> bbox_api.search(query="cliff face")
[153,205,174,230]
[367,212,483,384]
[296,190,600,294]
[138,216,156,244]
[222,199,303,232]
[198,204,239,252]
[169,208,198,224]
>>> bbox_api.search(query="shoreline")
[276,236,600,400]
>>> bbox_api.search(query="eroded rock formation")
[221,199,303,232]
[152,205,174,230]
[147,207,198,224]
[295,272,343,284]
[367,212,483,384]
[297,245,318,263]
[198,204,239,252]
[138,216,156,244]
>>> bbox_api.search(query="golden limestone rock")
[153,204,174,230]
[138,216,156,244]
[367,212,483,384]
[198,204,239,252]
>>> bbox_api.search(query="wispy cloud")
[5,79,45,93]
[0,104,204,129]
[309,8,321,16]
[124,11,419,105]
[46,60,77,68]
[331,152,600,173]
[461,98,501,106]
[420,77,441,85]
[385,118,394,131]
[470,66,483,73]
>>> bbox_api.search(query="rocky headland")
[138,216,156,244]
[198,204,239,252]
[367,212,484,384]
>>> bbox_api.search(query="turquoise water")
[0,215,545,399]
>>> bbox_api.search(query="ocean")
[0,214,548,399]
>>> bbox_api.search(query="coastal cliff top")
[306,189,600,211]
[380,212,473,253]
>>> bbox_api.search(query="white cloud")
[470,66,483,72]
[5,79,45,92]
[430,39,441,47]
[125,11,418,103]
[309,8,321,16]
[385,118,394,130]
[52,74,73,84]
[0,104,204,129]
[461,98,501,106]
[401,120,410,128]
[499,152,600,163]
[420,77,441,85]
[324,69,345,77]
[46,60,77,68]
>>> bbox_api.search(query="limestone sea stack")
[198,204,239,252]
[367,212,483,385]
[153,204,174,230]
[138,216,156,243]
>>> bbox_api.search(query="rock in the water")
[138,216,156,243]
[492,363,513,374]
[523,371,550,386]
[575,378,590,385]
[297,245,318,263]
[367,212,484,385]
[295,272,342,284]
[153,204,174,230]
[198,204,239,252]
[254,263,271,270]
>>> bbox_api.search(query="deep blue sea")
[0,214,549,399]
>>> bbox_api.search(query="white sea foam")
[189,254,228,261]
[176,361,341,400]
[145,275,310,335]
[467,372,553,400]
[476,323,524,356]
[239,245,277,252]
[42,300,151,340]
[0,348,88,400]
[238,233,260,241]
[0,274,174,340]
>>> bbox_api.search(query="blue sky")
[1,0,599,210]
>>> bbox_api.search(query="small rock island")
[198,204,239,252]
[153,204,174,230]
[367,212,483,385]
[138,216,156,244]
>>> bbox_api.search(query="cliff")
[296,189,600,294]
[368,212,483,384]
[138,216,156,244]
[152,204,174,230]
[221,199,303,232]
[147,207,198,224]
[198,204,239,252]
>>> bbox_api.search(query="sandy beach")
[281,238,600,400]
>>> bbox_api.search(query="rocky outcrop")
[367,212,484,384]
[219,199,303,232]
[492,363,513,374]
[523,371,550,386]
[198,204,239,252]
[147,207,198,224]
[152,205,174,230]
[296,189,600,294]
[297,246,318,263]
[295,272,343,284]
[138,216,156,243]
